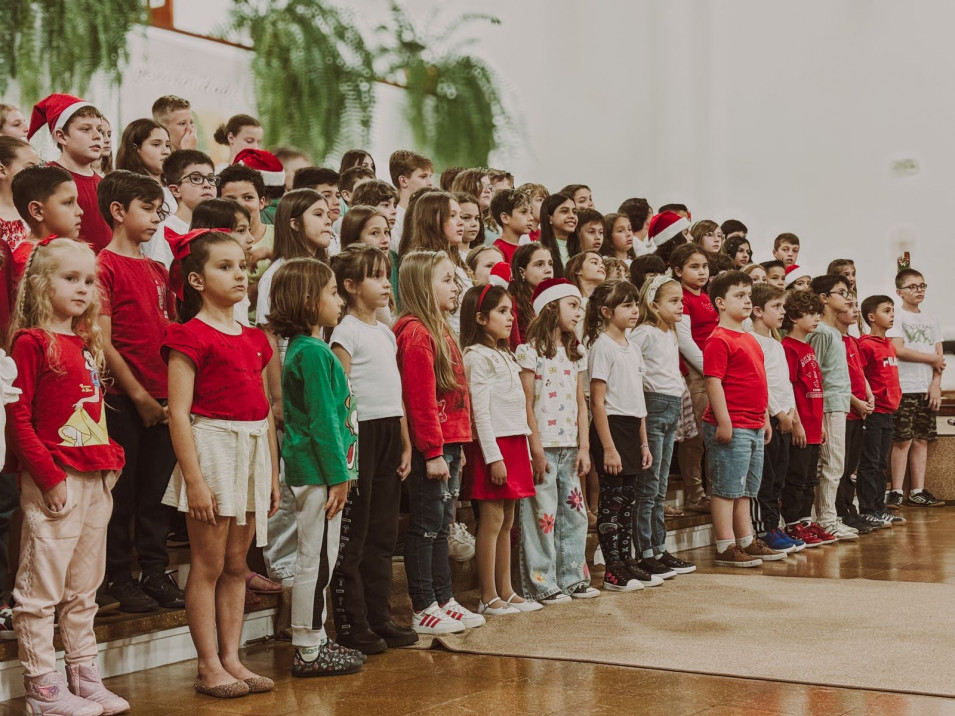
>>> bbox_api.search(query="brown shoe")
[664,504,684,518]
[685,497,711,514]
[742,538,787,561]
[714,544,762,568]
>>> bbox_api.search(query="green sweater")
[281,334,358,486]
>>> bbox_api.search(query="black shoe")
[622,558,664,587]
[885,491,904,510]
[140,572,185,609]
[291,642,363,677]
[336,629,388,655]
[107,579,160,613]
[371,620,419,648]
[842,514,873,534]
[638,557,676,580]
[657,551,697,574]
[95,591,121,614]
[907,489,945,507]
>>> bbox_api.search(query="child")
[700,271,783,566]
[460,284,540,615]
[96,117,113,176]
[190,198,255,325]
[213,114,263,165]
[629,254,667,291]
[648,210,691,266]
[328,245,415,653]
[772,233,800,267]
[806,274,860,540]
[742,263,768,285]
[827,259,857,292]
[618,198,653,256]
[219,163,274,286]
[488,169,514,194]
[560,184,593,211]
[0,104,28,139]
[584,280,661,590]
[455,191,484,260]
[490,189,534,265]
[749,284,804,552]
[887,268,946,507]
[724,236,752,269]
[267,257,364,676]
[6,238,128,714]
[538,194,579,274]
[510,243,555,344]
[393,250,481,633]
[449,170,494,241]
[10,165,83,281]
[114,119,171,184]
[857,296,903,525]
[630,276,699,575]
[565,251,606,302]
[517,279,597,602]
[232,149,287,228]
[568,208,604,256]
[28,94,112,253]
[340,205,391,253]
[761,260,787,289]
[466,245,505,286]
[515,182,549,242]
[161,229,279,697]
[671,243,716,513]
[600,213,636,266]
[602,257,628,281]
[275,146,312,192]
[689,220,723,253]
[351,179,399,229]
[780,289,831,548]
[339,149,376,174]
[292,167,343,252]
[97,171,185,614]
[0,136,39,253]
[389,150,434,246]
[147,149,217,268]
[721,219,747,241]
[339,166,376,213]
[786,267,814,292]
[152,95,197,151]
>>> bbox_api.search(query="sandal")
[664,505,684,518]
[244,589,262,610]
[245,572,282,595]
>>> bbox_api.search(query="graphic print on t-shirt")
[903,321,934,346]
[58,347,110,448]
[345,393,359,471]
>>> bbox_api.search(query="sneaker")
[907,490,945,507]
[714,544,763,568]
[842,514,874,535]
[657,551,697,574]
[541,592,573,605]
[861,511,892,529]
[570,584,601,599]
[638,557,677,580]
[760,528,797,553]
[140,572,185,608]
[623,558,664,587]
[820,521,859,542]
[879,509,907,526]
[602,562,643,591]
[885,491,904,510]
[742,538,787,561]
[0,603,14,640]
[785,522,822,548]
[805,522,838,545]
[447,523,475,561]
[107,579,159,613]
[785,532,807,552]
[291,642,363,677]
[412,602,466,635]
[439,598,486,628]
[477,598,520,616]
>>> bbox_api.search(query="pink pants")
[13,470,115,676]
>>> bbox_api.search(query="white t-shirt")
[255,257,288,365]
[752,332,795,416]
[464,344,530,464]
[448,266,473,336]
[588,332,647,418]
[629,324,684,397]
[143,214,188,269]
[887,305,942,393]
[392,205,406,248]
[516,342,587,448]
[330,315,403,421]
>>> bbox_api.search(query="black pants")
[836,418,864,517]
[596,475,637,565]
[0,472,19,602]
[752,417,790,534]
[105,394,177,581]
[781,443,820,524]
[332,417,403,635]
[857,412,893,515]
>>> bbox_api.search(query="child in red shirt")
[857,295,903,520]
[490,189,533,266]
[6,238,128,714]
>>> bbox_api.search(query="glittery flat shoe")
[193,678,250,698]
[243,675,275,693]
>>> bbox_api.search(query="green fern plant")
[0,0,144,104]
[226,0,377,164]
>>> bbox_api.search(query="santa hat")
[784,263,800,275]
[28,93,93,139]
[233,149,285,187]
[647,211,690,247]
[532,278,581,315]
[488,262,511,288]
[785,263,817,286]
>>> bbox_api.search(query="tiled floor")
[4,508,955,715]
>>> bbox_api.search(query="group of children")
[0,92,945,713]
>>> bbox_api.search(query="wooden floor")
[3,508,955,715]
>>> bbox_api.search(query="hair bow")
[164,227,230,264]
[37,235,59,247]
[645,273,678,304]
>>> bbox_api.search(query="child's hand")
[927,385,942,412]
[932,354,947,372]
[268,475,281,518]
[271,401,285,432]
[326,482,349,519]
[715,423,733,445]
[187,481,218,525]
[821,426,828,445]
[397,447,412,480]
[426,456,450,481]
[641,445,652,470]
[576,449,591,478]
[135,395,168,428]
[42,480,68,513]
[778,413,793,435]
[531,450,549,485]
[180,125,198,150]
[792,423,807,448]
[250,245,273,265]
[603,447,622,476]
[489,460,508,486]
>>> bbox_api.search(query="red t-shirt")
[843,335,867,421]
[682,287,719,350]
[10,238,34,286]
[5,329,125,490]
[783,336,824,444]
[162,320,272,421]
[493,238,520,265]
[0,241,14,340]
[858,335,902,414]
[701,327,768,429]
[50,162,111,253]
[98,250,176,398]
[528,229,540,243]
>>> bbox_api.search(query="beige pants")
[676,368,709,504]
[13,470,115,676]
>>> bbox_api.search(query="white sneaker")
[822,521,859,541]
[448,523,475,561]
[440,598,486,628]
[541,592,573,605]
[570,584,601,599]
[478,597,520,616]
[413,602,466,635]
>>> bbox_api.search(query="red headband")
[479,283,494,307]
[37,235,60,247]
[164,227,231,264]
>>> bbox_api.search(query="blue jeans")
[702,423,764,499]
[404,445,462,612]
[634,393,681,557]
[519,447,590,599]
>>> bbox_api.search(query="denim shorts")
[701,422,763,499]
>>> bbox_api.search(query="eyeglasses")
[177,172,220,187]
[901,283,928,292]
[827,289,852,299]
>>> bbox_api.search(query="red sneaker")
[786,522,822,548]
[806,521,838,545]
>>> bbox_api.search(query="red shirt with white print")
[858,335,902,414]
[783,336,824,444]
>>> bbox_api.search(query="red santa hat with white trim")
[233,148,285,187]
[488,262,511,288]
[532,278,581,315]
[28,93,94,140]
[647,211,690,247]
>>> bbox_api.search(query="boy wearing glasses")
[887,269,946,508]
[144,149,217,268]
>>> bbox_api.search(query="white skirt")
[162,416,272,546]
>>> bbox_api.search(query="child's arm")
[98,316,166,427]
[167,350,218,524]
[398,407,412,480]
[639,418,652,470]
[589,380,620,474]
[399,332,449,480]
[575,372,591,477]
[929,367,942,411]
[704,377,733,444]
[675,315,704,373]
[263,371,281,517]
[520,368,548,484]
[891,338,946,369]
[263,327,284,430]
[465,353,506,486]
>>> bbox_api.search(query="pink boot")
[66,663,130,715]
[23,671,104,716]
